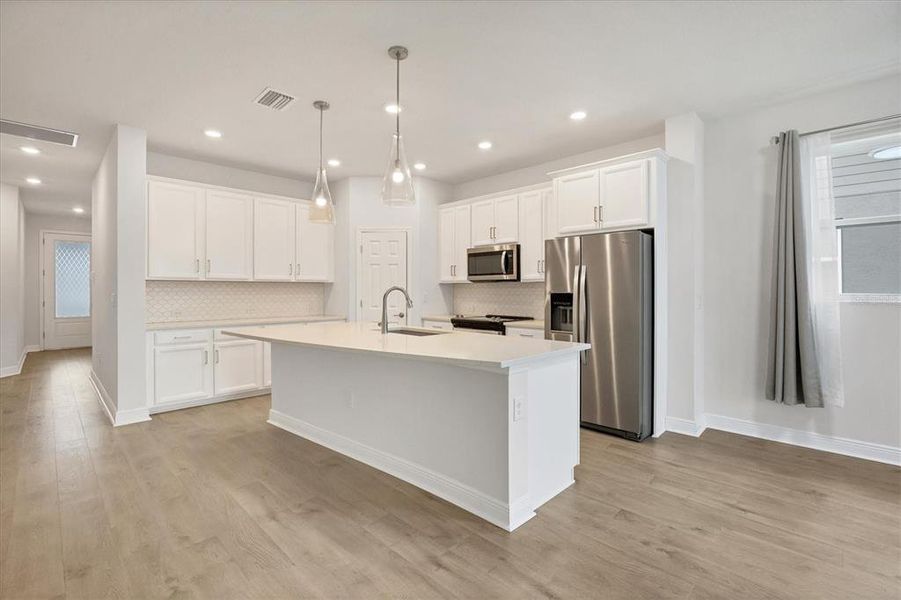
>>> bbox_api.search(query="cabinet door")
[263,342,271,387]
[296,204,334,282]
[599,159,649,230]
[438,207,456,283]
[518,191,544,281]
[453,205,472,281]
[541,188,557,240]
[214,340,262,395]
[555,170,600,235]
[492,195,519,243]
[204,189,253,280]
[147,181,204,279]
[253,197,296,281]
[153,342,213,404]
[470,199,495,246]
[422,319,453,331]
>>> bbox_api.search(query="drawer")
[422,320,453,331]
[215,326,261,340]
[154,329,212,345]
[505,326,542,338]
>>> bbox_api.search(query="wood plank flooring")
[1,348,899,599]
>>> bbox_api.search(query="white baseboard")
[149,388,270,414]
[268,409,517,531]
[703,413,901,467]
[0,345,40,378]
[89,370,152,427]
[665,416,708,437]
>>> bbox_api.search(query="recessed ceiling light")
[327,158,341,167]
[478,141,492,150]
[25,177,41,185]
[871,145,901,160]
[20,146,40,155]
[204,129,223,138]
[72,207,84,214]
[384,103,402,114]
[413,162,426,171]
[569,110,587,121]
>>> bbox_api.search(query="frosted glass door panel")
[55,241,91,318]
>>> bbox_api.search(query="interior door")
[204,189,253,280]
[492,195,519,243]
[43,232,92,349]
[518,191,544,281]
[599,159,649,230]
[295,204,334,281]
[147,180,204,279]
[253,197,296,281]
[359,230,408,324]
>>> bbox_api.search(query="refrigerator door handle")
[579,264,588,364]
[572,265,581,344]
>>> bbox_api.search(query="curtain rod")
[770,113,901,145]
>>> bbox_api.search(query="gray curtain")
[765,130,824,407]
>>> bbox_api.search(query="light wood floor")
[1,348,899,600]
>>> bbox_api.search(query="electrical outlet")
[513,397,524,422]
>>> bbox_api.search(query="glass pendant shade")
[381,133,415,206]
[309,166,334,223]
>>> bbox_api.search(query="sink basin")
[387,328,447,337]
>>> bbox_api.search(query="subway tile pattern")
[146,281,325,323]
[453,282,545,318]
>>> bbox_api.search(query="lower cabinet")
[421,319,453,331]
[153,342,214,405]
[213,339,262,395]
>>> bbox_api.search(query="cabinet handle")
[537,259,541,273]
[215,349,220,364]
[593,206,598,223]
[599,205,604,223]
[289,264,293,276]
[295,264,300,277]
[195,258,200,273]
[173,335,191,340]
[206,259,211,273]
[203,350,208,364]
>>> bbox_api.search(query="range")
[450,314,534,335]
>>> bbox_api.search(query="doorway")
[357,229,409,324]
[42,231,92,349]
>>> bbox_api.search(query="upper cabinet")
[438,204,471,283]
[471,194,518,246]
[147,177,334,282]
[518,190,545,281]
[147,180,205,279]
[550,149,666,236]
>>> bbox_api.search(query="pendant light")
[309,100,335,223]
[380,45,415,206]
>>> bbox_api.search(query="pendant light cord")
[319,107,324,171]
[395,55,400,161]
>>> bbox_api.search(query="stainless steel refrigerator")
[545,231,653,440]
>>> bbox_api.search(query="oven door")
[467,244,519,281]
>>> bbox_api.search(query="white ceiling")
[1,1,899,216]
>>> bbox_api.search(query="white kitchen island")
[223,322,590,531]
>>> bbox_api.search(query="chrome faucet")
[380,286,413,334]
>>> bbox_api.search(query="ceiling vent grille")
[254,87,295,111]
[0,119,78,147]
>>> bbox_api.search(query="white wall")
[23,212,91,348]
[703,74,901,450]
[147,152,313,198]
[453,134,664,200]
[325,176,454,323]
[0,183,25,376]
[91,124,148,424]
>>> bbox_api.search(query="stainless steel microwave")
[467,244,520,281]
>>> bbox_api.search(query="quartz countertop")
[146,315,346,331]
[223,321,589,370]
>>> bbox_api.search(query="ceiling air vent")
[254,87,295,111]
[0,119,78,147]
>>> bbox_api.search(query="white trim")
[840,293,901,304]
[0,346,29,378]
[834,214,901,228]
[546,147,669,178]
[704,413,901,466]
[444,181,552,208]
[354,227,412,324]
[149,387,269,414]
[40,230,92,350]
[146,174,312,206]
[268,409,519,531]
[89,370,152,427]
[664,416,708,438]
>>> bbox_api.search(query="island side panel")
[267,342,513,527]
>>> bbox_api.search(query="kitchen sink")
[388,328,448,337]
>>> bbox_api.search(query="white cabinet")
[254,197,296,281]
[295,204,334,282]
[153,342,213,405]
[204,189,253,280]
[147,181,205,279]
[421,319,453,331]
[213,339,262,395]
[519,190,545,281]
[438,204,471,283]
[471,195,518,246]
[555,170,600,235]
[263,342,272,387]
[599,159,649,230]
[505,326,542,338]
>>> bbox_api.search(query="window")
[830,119,901,302]
[54,240,91,317]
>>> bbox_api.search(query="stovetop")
[450,314,534,333]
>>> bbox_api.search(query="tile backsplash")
[453,282,545,319]
[145,281,325,323]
